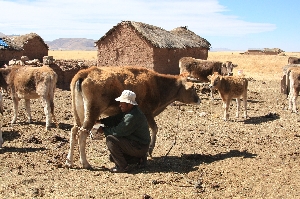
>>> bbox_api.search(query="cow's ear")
[207,75,211,80]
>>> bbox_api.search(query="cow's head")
[208,72,221,89]
[221,61,238,76]
[178,79,201,105]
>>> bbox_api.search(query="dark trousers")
[106,135,149,169]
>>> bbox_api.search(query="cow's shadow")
[1,129,21,142]
[244,112,280,124]
[130,149,257,174]
[0,146,46,154]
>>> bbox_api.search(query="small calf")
[287,67,300,112]
[209,72,248,121]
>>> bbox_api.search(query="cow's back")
[8,65,57,98]
[220,76,248,97]
[72,66,168,115]
[179,57,222,82]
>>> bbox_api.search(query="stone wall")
[49,59,96,90]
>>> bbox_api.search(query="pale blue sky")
[1,0,299,51]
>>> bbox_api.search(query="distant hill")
[0,32,6,37]
[46,38,97,51]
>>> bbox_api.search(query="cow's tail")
[71,77,85,127]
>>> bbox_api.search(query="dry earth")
[1,52,300,198]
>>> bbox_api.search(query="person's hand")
[90,126,104,140]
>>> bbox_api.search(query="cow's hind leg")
[78,127,91,169]
[41,97,52,130]
[66,125,79,168]
[292,90,299,113]
[24,99,32,124]
[243,92,248,118]
[146,117,158,157]
[235,98,241,118]
[11,97,19,124]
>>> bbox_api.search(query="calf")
[65,66,201,169]
[209,72,248,121]
[0,65,58,130]
[286,67,300,112]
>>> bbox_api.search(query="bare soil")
[0,74,300,198]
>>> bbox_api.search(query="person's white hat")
[115,90,138,105]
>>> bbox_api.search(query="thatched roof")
[0,37,22,50]
[96,21,211,49]
[11,33,48,49]
[0,33,48,50]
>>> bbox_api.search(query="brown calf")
[0,65,57,130]
[209,72,248,121]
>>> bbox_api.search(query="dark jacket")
[101,106,151,145]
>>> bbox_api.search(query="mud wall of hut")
[0,50,23,66]
[23,37,48,61]
[152,47,208,75]
[97,25,154,69]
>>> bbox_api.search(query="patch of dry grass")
[208,51,300,80]
[48,50,97,60]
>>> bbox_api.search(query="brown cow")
[179,57,237,82]
[65,66,201,169]
[0,65,58,130]
[209,72,248,121]
[288,57,300,65]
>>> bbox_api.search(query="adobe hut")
[0,33,48,66]
[95,21,211,75]
[11,33,48,61]
[0,37,23,66]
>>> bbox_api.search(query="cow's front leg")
[24,99,32,124]
[65,125,79,168]
[223,99,230,121]
[147,117,157,157]
[78,127,91,169]
[11,97,19,124]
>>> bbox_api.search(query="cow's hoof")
[65,160,73,168]
[148,147,153,157]
[83,163,92,170]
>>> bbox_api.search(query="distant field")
[48,50,300,80]
[48,50,97,60]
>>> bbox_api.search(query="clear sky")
[1,0,299,52]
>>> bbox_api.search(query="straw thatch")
[1,37,23,50]
[10,33,48,49]
[97,21,211,49]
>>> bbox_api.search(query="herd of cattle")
[0,56,299,169]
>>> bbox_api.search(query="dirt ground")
[1,67,300,198]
